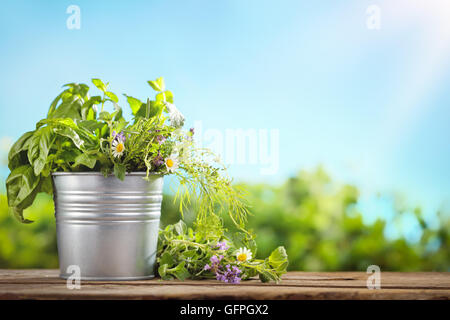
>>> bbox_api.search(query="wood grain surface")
[0,270,449,300]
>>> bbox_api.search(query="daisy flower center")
[237,253,247,262]
[115,143,124,153]
[166,159,174,167]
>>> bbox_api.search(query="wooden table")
[0,270,449,300]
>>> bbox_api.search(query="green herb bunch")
[158,220,288,283]
[6,77,184,222]
[6,77,288,283]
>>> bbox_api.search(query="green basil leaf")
[113,118,127,134]
[78,120,104,133]
[40,175,53,195]
[158,264,171,279]
[37,118,78,130]
[64,83,90,98]
[180,249,198,259]
[112,104,123,121]
[268,246,288,272]
[81,96,101,120]
[258,269,277,283]
[27,126,54,176]
[92,78,107,92]
[159,252,175,267]
[135,103,147,119]
[86,108,95,121]
[105,91,118,103]
[114,163,126,181]
[156,90,174,103]
[73,153,97,169]
[147,77,165,92]
[9,207,33,224]
[48,95,83,120]
[136,100,164,119]
[124,94,143,115]
[100,124,109,138]
[40,118,97,152]
[6,165,40,210]
[47,91,64,117]
[54,127,84,150]
[56,149,79,164]
[167,261,190,281]
[99,111,112,121]
[8,131,34,170]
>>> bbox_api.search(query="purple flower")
[216,273,226,282]
[155,135,166,144]
[232,266,241,274]
[203,255,223,273]
[215,264,242,284]
[152,152,164,167]
[190,128,195,135]
[112,130,126,142]
[215,241,229,251]
[203,254,242,284]
[210,255,223,265]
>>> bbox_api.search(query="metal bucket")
[52,172,163,280]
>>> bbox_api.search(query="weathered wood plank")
[1,283,449,300]
[0,270,449,300]
[1,270,449,289]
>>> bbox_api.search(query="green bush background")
[1,167,448,271]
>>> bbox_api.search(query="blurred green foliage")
[240,168,449,271]
[1,167,449,271]
[0,194,57,268]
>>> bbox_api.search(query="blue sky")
[1,0,450,226]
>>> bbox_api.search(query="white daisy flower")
[111,137,125,158]
[165,154,179,173]
[163,101,185,128]
[236,247,252,263]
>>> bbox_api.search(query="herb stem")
[171,240,208,248]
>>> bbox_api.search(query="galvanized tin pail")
[52,172,163,280]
